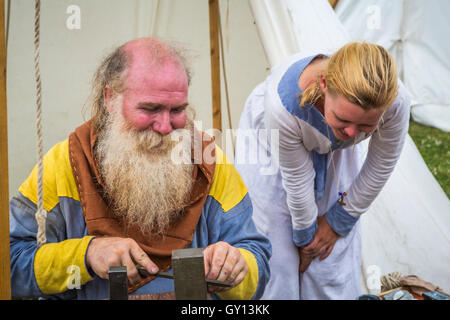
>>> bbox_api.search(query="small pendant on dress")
[337,192,347,206]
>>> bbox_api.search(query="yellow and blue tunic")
[9,139,271,300]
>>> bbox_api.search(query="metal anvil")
[108,248,230,300]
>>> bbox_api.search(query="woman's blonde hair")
[300,42,398,111]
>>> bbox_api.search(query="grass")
[408,120,450,198]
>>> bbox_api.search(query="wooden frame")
[0,0,11,300]
[208,0,222,132]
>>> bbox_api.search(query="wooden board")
[0,0,11,300]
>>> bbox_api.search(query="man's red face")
[119,59,189,135]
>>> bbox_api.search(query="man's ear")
[103,85,113,113]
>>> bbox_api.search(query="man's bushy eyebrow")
[138,102,188,109]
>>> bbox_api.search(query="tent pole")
[208,0,222,132]
[0,0,11,300]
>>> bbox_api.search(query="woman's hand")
[298,246,314,273]
[304,216,339,260]
[298,216,340,273]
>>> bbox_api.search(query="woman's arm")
[264,92,319,247]
[328,81,411,233]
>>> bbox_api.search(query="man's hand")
[86,237,159,286]
[298,216,340,273]
[203,241,248,293]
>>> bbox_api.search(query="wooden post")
[0,0,11,300]
[208,0,222,132]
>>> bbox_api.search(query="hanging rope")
[33,0,46,247]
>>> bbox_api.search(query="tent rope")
[33,0,46,247]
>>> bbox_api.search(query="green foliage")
[408,120,450,198]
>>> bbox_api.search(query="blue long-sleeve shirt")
[10,139,271,300]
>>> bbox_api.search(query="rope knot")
[380,271,403,292]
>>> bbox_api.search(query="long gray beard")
[95,105,195,235]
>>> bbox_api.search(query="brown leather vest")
[68,120,215,292]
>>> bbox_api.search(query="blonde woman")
[235,42,411,299]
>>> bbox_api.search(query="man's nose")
[152,111,173,134]
[344,125,359,138]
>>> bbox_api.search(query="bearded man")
[9,38,271,300]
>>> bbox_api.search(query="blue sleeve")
[292,221,318,247]
[325,202,359,237]
[196,194,272,299]
[203,194,272,300]
[9,194,77,299]
[9,194,45,298]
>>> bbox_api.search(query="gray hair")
[88,45,129,132]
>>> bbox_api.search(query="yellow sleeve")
[216,248,259,300]
[34,236,95,295]
[209,146,260,299]
[208,146,248,212]
[19,139,80,211]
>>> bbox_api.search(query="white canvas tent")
[335,0,450,132]
[5,0,450,297]
[6,0,270,195]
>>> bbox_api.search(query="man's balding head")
[121,38,184,67]
[89,38,190,132]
